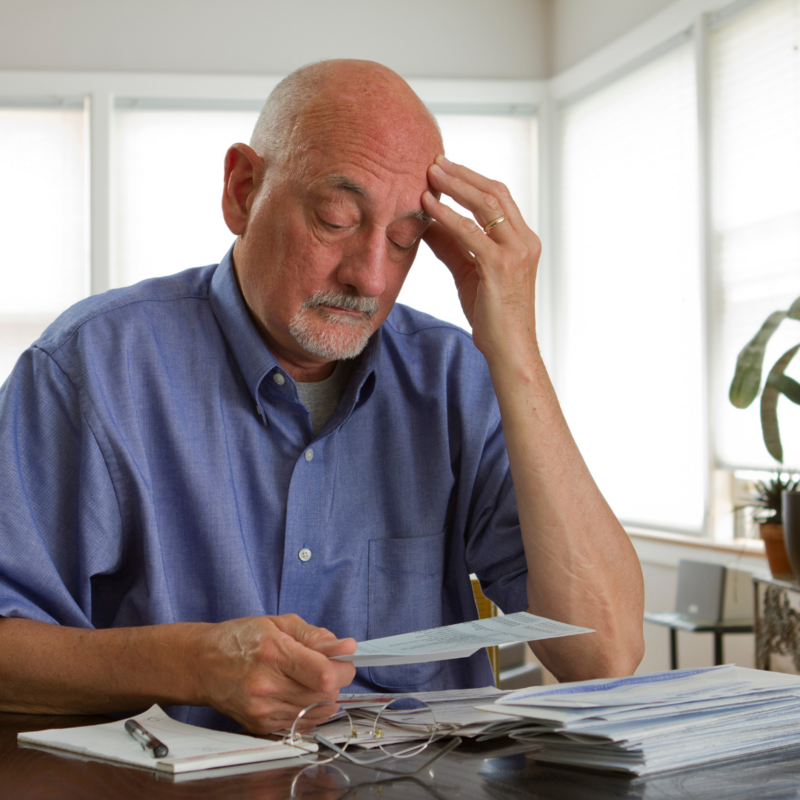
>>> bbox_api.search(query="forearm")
[487,343,644,681]
[0,617,206,715]
[421,156,643,680]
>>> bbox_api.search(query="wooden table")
[7,711,800,798]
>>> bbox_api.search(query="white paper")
[499,665,800,708]
[476,665,800,776]
[331,612,593,667]
[18,705,315,774]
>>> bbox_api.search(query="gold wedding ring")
[483,215,507,233]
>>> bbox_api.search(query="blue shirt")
[0,249,528,730]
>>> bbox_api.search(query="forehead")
[289,94,442,217]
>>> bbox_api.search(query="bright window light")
[710,0,800,471]
[113,106,259,288]
[0,103,88,386]
[557,41,705,532]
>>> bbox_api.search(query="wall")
[549,0,679,73]
[0,0,549,79]
[0,1,712,81]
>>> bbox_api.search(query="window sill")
[626,525,766,571]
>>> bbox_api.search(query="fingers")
[427,155,525,232]
[278,629,356,698]
[422,190,495,265]
[423,221,480,291]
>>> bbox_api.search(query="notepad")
[18,705,316,774]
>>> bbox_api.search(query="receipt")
[331,612,593,667]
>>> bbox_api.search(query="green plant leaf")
[760,344,800,462]
[789,295,800,321]
[730,311,788,408]
[769,374,800,406]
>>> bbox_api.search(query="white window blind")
[113,105,260,288]
[556,41,705,532]
[0,102,88,386]
[711,0,800,471]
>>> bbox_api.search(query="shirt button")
[273,373,285,386]
[298,548,312,562]
[305,448,314,462]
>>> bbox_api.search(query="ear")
[222,143,263,236]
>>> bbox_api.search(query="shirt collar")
[209,245,381,424]
[209,246,280,408]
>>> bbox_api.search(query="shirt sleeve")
[0,345,123,627]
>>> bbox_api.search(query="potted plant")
[730,294,800,577]
[736,474,799,578]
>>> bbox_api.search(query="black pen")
[124,719,169,758]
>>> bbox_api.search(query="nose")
[336,227,388,298]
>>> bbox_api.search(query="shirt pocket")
[367,533,446,690]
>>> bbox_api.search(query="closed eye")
[318,215,349,231]
[390,238,416,253]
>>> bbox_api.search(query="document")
[18,705,316,775]
[474,666,800,776]
[331,611,593,667]
[296,687,517,749]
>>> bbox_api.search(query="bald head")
[249,60,441,167]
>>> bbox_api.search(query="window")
[710,0,800,472]
[0,101,88,384]
[556,40,705,532]
[0,76,539,389]
[113,103,260,287]
[112,103,537,332]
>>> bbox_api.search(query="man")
[0,60,643,734]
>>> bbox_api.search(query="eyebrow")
[322,174,432,225]
[324,174,366,197]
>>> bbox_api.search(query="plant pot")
[760,522,794,579]
[782,491,800,578]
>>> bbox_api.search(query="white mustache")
[304,289,379,317]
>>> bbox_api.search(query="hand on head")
[422,156,542,363]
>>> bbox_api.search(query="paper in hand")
[331,611,593,667]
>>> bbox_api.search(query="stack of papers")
[304,687,518,748]
[475,665,800,776]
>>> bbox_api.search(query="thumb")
[313,637,358,658]
[423,221,478,294]
[273,614,357,656]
